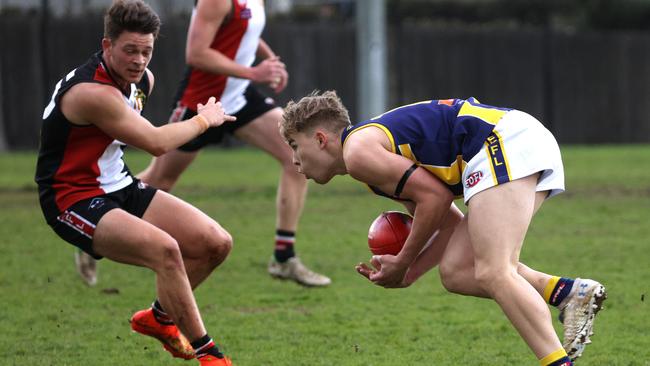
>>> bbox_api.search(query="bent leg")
[92,207,206,341]
[142,190,233,289]
[467,174,562,359]
[440,189,553,298]
[138,149,199,192]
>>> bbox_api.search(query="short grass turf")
[0,145,648,365]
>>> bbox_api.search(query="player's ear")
[101,38,112,53]
[315,130,328,149]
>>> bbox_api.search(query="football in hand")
[367,211,413,255]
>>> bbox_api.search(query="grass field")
[1,145,649,365]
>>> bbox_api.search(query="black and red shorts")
[171,85,276,152]
[49,180,157,259]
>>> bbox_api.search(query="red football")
[367,211,413,255]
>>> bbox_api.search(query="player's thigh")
[439,217,475,275]
[233,107,292,163]
[141,190,230,258]
[466,174,539,267]
[93,208,177,269]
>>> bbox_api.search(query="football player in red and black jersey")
[35,1,235,364]
[136,0,331,287]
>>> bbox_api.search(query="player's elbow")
[186,53,198,68]
[149,147,167,157]
[143,140,169,157]
[186,48,203,69]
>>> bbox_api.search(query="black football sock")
[151,299,174,325]
[191,334,224,359]
[274,229,295,263]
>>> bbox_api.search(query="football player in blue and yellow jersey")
[280,91,607,365]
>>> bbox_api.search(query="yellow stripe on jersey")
[421,156,465,185]
[397,143,415,161]
[343,123,396,153]
[370,100,431,120]
[398,143,465,186]
[458,100,508,125]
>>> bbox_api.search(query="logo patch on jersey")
[137,181,148,189]
[264,97,275,105]
[134,88,147,113]
[437,99,455,106]
[465,171,483,188]
[240,7,252,19]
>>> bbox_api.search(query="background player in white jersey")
[36,1,236,364]
[279,91,606,364]
[74,0,330,288]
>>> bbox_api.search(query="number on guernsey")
[42,69,77,119]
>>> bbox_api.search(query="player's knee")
[439,261,463,294]
[473,263,511,293]
[156,238,184,272]
[200,223,233,260]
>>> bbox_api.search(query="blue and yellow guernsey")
[340,98,511,199]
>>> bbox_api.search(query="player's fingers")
[223,114,237,122]
[370,255,382,270]
[357,262,374,273]
[197,103,204,110]
[207,96,216,105]
[355,265,371,279]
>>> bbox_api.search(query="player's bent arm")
[403,204,463,285]
[61,84,228,156]
[257,39,276,59]
[393,168,454,266]
[186,0,255,80]
[400,200,416,216]
[344,129,454,268]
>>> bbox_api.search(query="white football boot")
[75,249,98,286]
[268,257,331,287]
[558,278,607,361]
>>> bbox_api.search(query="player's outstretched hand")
[367,255,410,288]
[197,97,236,127]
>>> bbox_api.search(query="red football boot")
[130,308,195,360]
[197,354,233,366]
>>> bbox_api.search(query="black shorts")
[49,180,157,259]
[172,85,276,152]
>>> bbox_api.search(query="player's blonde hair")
[280,90,351,140]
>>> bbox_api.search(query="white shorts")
[462,110,565,203]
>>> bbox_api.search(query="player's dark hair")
[281,90,352,139]
[104,0,161,41]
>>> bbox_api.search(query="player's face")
[287,131,336,184]
[102,31,154,86]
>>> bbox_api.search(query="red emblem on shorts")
[465,171,483,188]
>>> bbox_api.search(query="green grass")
[1,145,649,365]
